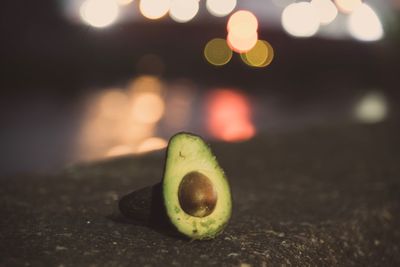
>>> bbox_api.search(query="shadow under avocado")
[107,182,185,240]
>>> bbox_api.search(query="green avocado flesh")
[162,133,232,240]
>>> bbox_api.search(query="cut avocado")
[162,133,232,239]
[119,132,232,240]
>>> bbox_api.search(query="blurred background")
[0,0,399,175]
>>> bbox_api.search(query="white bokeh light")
[311,0,338,25]
[354,92,388,123]
[281,2,320,38]
[334,0,362,14]
[348,3,384,42]
[139,0,170,20]
[80,0,119,28]
[169,0,199,23]
[206,0,236,17]
[116,0,134,6]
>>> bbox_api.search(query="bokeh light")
[227,10,258,38]
[136,137,168,154]
[348,3,384,42]
[116,0,134,6]
[354,92,387,123]
[245,40,268,67]
[206,89,255,142]
[106,145,133,157]
[169,0,199,23]
[334,0,362,14]
[240,40,274,68]
[128,76,165,124]
[139,0,170,20]
[128,75,163,95]
[139,0,170,19]
[206,0,237,17]
[98,89,130,118]
[204,38,233,66]
[80,0,119,28]
[311,0,338,25]
[164,82,194,132]
[131,92,165,124]
[281,2,320,38]
[227,31,258,53]
[76,75,168,161]
[77,87,155,161]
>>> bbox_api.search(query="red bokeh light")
[206,89,255,142]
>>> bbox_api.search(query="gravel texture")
[1,122,399,266]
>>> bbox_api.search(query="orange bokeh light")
[206,89,255,142]
[131,92,165,124]
[106,145,133,157]
[135,137,168,154]
[227,31,258,53]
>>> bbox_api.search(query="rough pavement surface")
[1,123,399,266]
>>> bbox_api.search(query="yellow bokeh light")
[310,0,338,25]
[348,3,384,42]
[139,0,170,20]
[243,40,267,67]
[80,0,119,28]
[281,2,320,38]
[239,53,251,66]
[206,0,236,17]
[334,0,362,14]
[131,92,165,124]
[136,137,168,154]
[259,41,274,67]
[227,31,258,53]
[169,0,199,23]
[240,40,274,68]
[204,38,232,66]
[227,10,258,38]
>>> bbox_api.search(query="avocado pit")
[178,171,217,218]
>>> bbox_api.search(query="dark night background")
[1,0,399,175]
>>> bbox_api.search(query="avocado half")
[162,133,232,239]
[119,132,232,240]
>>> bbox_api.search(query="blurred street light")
[281,2,320,38]
[206,0,237,17]
[206,89,255,142]
[204,38,233,66]
[169,0,199,23]
[240,40,274,68]
[354,92,388,123]
[334,0,362,14]
[116,0,134,6]
[80,0,119,28]
[348,3,384,42]
[311,0,338,25]
[139,0,170,20]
